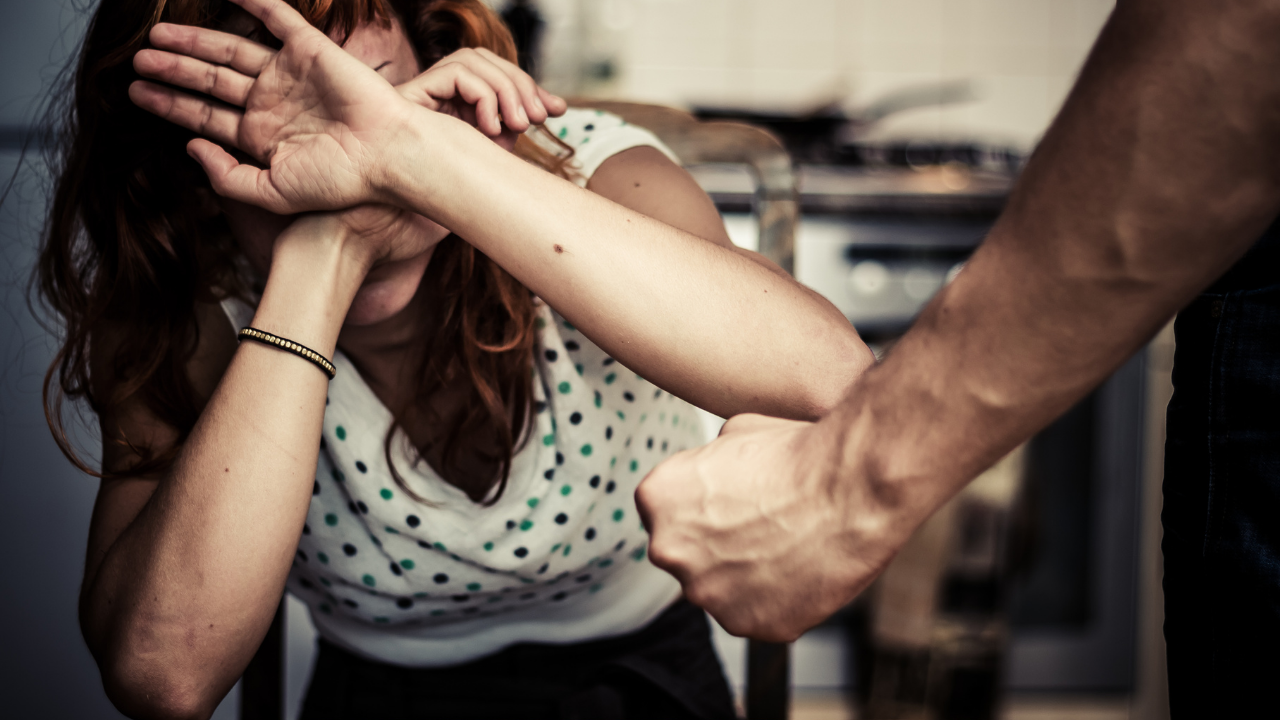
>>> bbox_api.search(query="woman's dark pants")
[1163,219,1280,717]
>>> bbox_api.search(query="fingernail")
[518,106,528,124]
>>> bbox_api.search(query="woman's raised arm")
[130,0,874,422]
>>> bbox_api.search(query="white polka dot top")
[220,110,706,667]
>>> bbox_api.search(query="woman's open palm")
[130,0,417,214]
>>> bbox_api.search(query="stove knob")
[848,260,889,297]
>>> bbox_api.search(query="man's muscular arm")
[638,0,1280,640]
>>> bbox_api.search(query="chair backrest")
[240,102,798,720]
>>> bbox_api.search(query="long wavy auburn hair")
[37,0,574,503]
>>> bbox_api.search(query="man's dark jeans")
[1164,219,1280,717]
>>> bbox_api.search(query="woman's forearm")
[378,112,873,420]
[82,220,368,719]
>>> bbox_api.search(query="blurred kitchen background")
[1,0,1173,718]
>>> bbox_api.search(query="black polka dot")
[552,591,568,601]
[343,543,358,556]
[605,480,616,493]
[624,437,632,448]
[605,426,613,440]
[535,401,548,413]
[299,577,314,590]
[623,392,635,402]
[662,440,669,451]
[589,475,601,488]
[343,599,358,608]
[603,357,615,366]
[418,540,431,549]
[556,452,565,465]
[348,501,359,514]
[565,340,580,351]
[320,437,327,449]
[544,349,558,362]
[389,562,403,576]
[452,594,471,602]
[297,550,308,562]
[615,540,627,551]
[585,527,597,541]
[303,524,311,535]
[356,501,369,514]
[514,547,529,558]
[594,390,602,406]
[406,515,421,528]
[544,469,555,480]
[569,412,583,425]
[313,482,320,496]
[555,513,568,525]
[584,124,595,131]
[647,437,654,449]
[355,461,368,473]
[506,520,517,530]
[396,597,413,609]
[538,563,549,574]
[576,574,592,583]
[520,592,536,601]
[654,389,662,399]
[433,573,449,584]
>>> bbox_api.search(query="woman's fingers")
[149,23,274,77]
[129,80,242,148]
[187,138,289,213]
[472,48,549,123]
[439,52,530,132]
[134,49,254,107]
[225,0,314,42]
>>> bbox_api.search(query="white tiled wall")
[527,0,1115,150]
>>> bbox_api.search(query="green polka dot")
[562,544,572,557]
[384,526,399,534]
[374,617,389,624]
[598,558,613,568]
[535,317,547,329]
[335,426,346,441]
[610,457,617,468]
[362,574,376,587]
[521,576,536,584]
[632,546,647,561]
[370,535,382,547]
[331,469,344,482]
[434,542,447,551]
[616,411,626,420]
[319,603,332,614]
[379,488,393,500]
[560,484,572,496]
[558,126,568,138]
[543,434,555,446]
[488,595,502,603]
[641,413,648,423]
[604,372,617,384]
[580,444,593,457]
[467,582,482,592]
[483,542,494,551]
[575,364,584,376]
[400,559,415,570]
[317,552,330,564]
[527,497,539,508]
[612,509,625,522]
[558,381,571,394]
[320,576,331,586]
[563,320,576,331]
[673,415,679,426]
[414,592,428,598]
[324,513,338,526]
[581,137,591,145]
[630,459,639,472]
[594,394,603,408]
[431,609,446,616]
[551,543,562,552]
[590,583,603,593]
[520,519,534,531]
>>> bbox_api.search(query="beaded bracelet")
[238,327,336,380]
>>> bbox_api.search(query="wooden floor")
[788,692,1132,720]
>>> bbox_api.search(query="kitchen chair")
[239,102,799,720]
